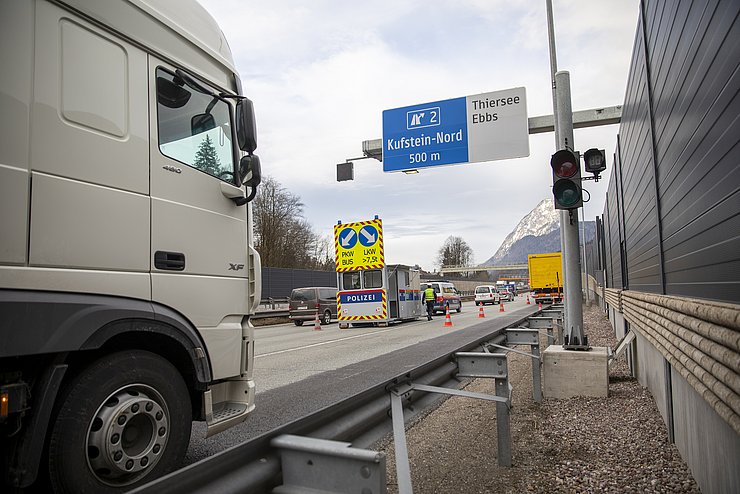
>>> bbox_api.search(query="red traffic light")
[550,149,579,178]
[550,149,582,210]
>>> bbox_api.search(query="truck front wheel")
[48,350,191,493]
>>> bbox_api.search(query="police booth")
[337,264,422,329]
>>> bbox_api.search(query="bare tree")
[310,234,336,271]
[435,236,474,272]
[252,176,332,269]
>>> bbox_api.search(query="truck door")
[148,59,248,379]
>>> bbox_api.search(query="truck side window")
[363,270,382,289]
[155,68,236,183]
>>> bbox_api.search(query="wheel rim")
[86,384,170,487]
[323,311,331,324]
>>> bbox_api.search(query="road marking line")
[256,326,399,358]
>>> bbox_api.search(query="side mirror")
[236,98,257,153]
[239,154,262,203]
[191,113,215,135]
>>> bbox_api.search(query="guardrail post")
[495,376,512,467]
[504,329,542,404]
[544,308,564,345]
[527,316,555,347]
[531,343,542,403]
[390,385,414,494]
[455,352,512,467]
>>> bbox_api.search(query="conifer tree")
[193,135,221,176]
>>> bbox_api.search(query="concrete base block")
[543,346,608,399]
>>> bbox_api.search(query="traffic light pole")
[554,71,588,349]
[545,0,569,324]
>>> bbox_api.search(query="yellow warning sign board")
[334,218,384,272]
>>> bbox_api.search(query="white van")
[474,285,501,305]
[421,281,462,313]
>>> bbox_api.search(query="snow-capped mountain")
[481,198,595,265]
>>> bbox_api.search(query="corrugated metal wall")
[598,2,740,492]
[619,7,664,295]
[646,0,740,301]
[603,0,740,304]
[604,157,624,290]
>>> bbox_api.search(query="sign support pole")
[555,71,587,350]
[546,0,568,329]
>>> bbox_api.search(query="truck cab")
[0,1,262,491]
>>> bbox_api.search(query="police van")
[421,281,463,313]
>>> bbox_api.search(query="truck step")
[211,402,248,423]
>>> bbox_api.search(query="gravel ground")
[377,303,700,493]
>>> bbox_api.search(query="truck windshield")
[155,68,236,183]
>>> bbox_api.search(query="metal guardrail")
[259,297,289,309]
[131,308,541,494]
[253,296,476,320]
[251,310,289,320]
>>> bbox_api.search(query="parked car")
[421,281,462,313]
[498,288,514,302]
[289,287,338,326]
[474,285,501,306]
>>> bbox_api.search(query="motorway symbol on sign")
[382,87,529,172]
[407,107,441,130]
[334,218,384,272]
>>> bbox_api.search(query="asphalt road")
[184,296,534,465]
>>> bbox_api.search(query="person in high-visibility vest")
[423,286,436,321]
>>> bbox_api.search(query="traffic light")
[550,149,583,209]
[583,148,606,179]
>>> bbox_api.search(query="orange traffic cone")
[313,312,322,331]
[443,306,453,327]
[538,302,543,310]
[478,304,485,318]
[499,302,505,312]
[526,295,531,305]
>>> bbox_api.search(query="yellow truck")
[527,252,563,304]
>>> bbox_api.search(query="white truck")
[0,1,262,491]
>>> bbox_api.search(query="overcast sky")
[198,0,640,271]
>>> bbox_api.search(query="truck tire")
[321,310,331,325]
[47,350,191,493]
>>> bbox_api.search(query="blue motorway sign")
[382,87,529,172]
[383,97,468,172]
